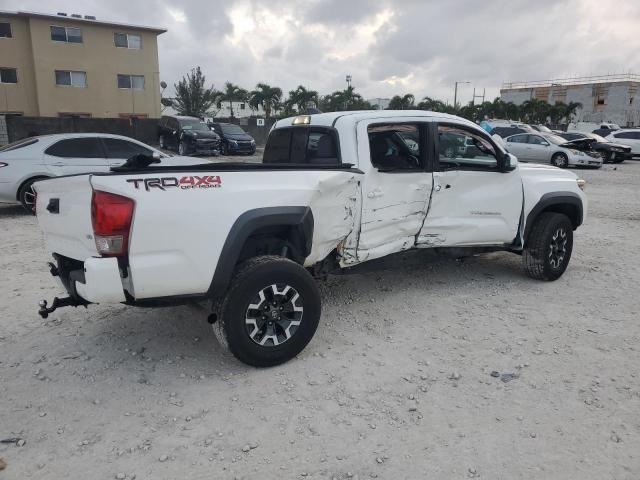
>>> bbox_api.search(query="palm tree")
[288,85,319,113]
[216,82,249,118]
[249,83,282,119]
[388,94,415,110]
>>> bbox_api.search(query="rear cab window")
[263,127,340,165]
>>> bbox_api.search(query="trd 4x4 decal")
[127,175,222,191]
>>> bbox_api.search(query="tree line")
[167,67,582,125]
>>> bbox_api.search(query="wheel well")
[237,224,308,265]
[539,204,580,229]
[208,207,314,298]
[16,176,50,201]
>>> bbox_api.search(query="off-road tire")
[523,212,573,281]
[212,255,321,367]
[551,153,569,168]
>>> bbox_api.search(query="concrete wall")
[0,12,163,118]
[6,116,161,145]
[6,116,278,147]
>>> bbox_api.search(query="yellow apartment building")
[0,10,166,118]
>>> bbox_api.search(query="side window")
[614,132,633,139]
[438,125,498,170]
[528,135,548,145]
[103,138,152,158]
[507,134,528,143]
[368,124,421,171]
[45,138,105,158]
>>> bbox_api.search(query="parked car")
[490,126,529,138]
[0,133,201,212]
[504,132,603,168]
[530,125,553,133]
[604,129,640,156]
[559,132,632,163]
[208,122,256,155]
[568,121,620,133]
[158,115,221,156]
[34,110,587,367]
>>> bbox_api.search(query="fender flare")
[523,191,583,241]
[207,206,314,296]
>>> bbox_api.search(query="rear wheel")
[523,212,573,281]
[551,153,569,168]
[212,256,321,367]
[18,177,45,214]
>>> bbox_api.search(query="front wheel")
[220,142,228,155]
[551,153,569,168]
[159,135,166,150]
[178,141,188,156]
[212,256,321,367]
[523,212,574,281]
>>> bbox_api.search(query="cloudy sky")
[5,0,640,104]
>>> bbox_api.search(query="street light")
[454,81,471,108]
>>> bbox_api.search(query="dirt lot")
[1,161,639,479]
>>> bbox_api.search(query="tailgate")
[34,175,98,260]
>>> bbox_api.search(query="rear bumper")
[51,254,126,304]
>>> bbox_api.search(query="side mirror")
[152,151,161,160]
[502,152,518,172]
[541,142,550,146]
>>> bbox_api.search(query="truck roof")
[274,110,480,131]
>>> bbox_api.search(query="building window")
[240,103,246,110]
[0,22,12,38]
[117,74,145,89]
[50,25,82,43]
[596,97,605,105]
[55,70,87,87]
[114,33,142,49]
[0,67,17,84]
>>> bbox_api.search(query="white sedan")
[0,133,202,212]
[605,129,640,155]
[504,132,603,168]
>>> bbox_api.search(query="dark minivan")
[158,115,221,156]
[208,122,256,155]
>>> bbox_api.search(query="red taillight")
[91,190,135,256]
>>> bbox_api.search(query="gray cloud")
[4,0,640,103]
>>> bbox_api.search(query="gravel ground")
[0,161,639,479]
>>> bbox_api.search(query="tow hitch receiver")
[38,297,88,319]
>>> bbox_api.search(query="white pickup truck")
[34,111,587,366]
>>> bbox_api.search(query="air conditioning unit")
[84,15,96,20]
[71,14,82,18]
[57,12,67,16]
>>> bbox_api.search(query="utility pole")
[454,81,470,108]
[471,87,485,106]
[345,75,352,89]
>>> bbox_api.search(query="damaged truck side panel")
[34,110,588,367]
